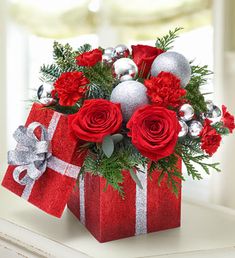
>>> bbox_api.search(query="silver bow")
[8,122,52,187]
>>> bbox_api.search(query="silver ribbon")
[8,112,81,200]
[135,169,147,235]
[8,122,52,199]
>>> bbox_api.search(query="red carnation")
[76,49,103,67]
[144,71,186,108]
[200,119,222,156]
[127,105,180,161]
[131,44,164,78]
[222,105,235,133]
[68,99,123,143]
[54,71,89,106]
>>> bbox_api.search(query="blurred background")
[0,0,235,208]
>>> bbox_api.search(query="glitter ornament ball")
[150,51,191,87]
[188,120,203,138]
[112,58,138,81]
[179,104,194,121]
[110,80,148,121]
[37,83,56,106]
[113,44,130,58]
[178,120,188,138]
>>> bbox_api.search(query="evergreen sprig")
[82,137,147,196]
[156,27,183,50]
[177,138,221,180]
[185,64,212,114]
[40,64,61,83]
[53,42,78,71]
[149,153,184,196]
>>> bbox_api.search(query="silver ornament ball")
[104,47,114,56]
[188,120,203,138]
[110,80,148,121]
[102,53,113,65]
[179,104,194,121]
[113,44,130,58]
[205,105,221,124]
[112,58,138,81]
[206,100,214,112]
[150,51,191,87]
[37,83,56,106]
[178,120,188,138]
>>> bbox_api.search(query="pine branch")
[149,153,184,196]
[53,42,78,71]
[76,43,92,54]
[156,27,183,51]
[185,64,212,113]
[39,64,61,83]
[177,140,221,180]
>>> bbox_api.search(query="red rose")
[131,44,164,78]
[222,105,235,133]
[76,49,103,67]
[127,105,180,161]
[68,99,123,142]
[54,71,89,106]
[200,119,222,156]
[144,71,186,108]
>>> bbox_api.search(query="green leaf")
[129,168,143,189]
[102,135,114,158]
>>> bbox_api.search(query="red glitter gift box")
[67,163,182,243]
[2,103,84,218]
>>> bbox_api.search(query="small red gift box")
[67,164,181,242]
[2,103,84,218]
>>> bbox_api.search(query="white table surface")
[1,185,235,258]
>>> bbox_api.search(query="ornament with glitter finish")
[150,51,191,87]
[37,84,56,106]
[112,58,138,81]
[110,80,148,121]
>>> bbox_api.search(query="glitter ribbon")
[8,112,81,200]
[135,169,147,235]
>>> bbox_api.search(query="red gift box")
[2,103,84,218]
[67,163,182,242]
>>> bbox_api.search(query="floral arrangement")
[37,28,235,196]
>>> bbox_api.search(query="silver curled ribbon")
[8,122,52,191]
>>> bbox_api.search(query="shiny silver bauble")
[110,80,148,121]
[112,58,138,81]
[178,120,188,138]
[188,120,203,138]
[37,83,56,106]
[104,47,114,56]
[102,53,113,65]
[113,44,130,58]
[179,104,194,121]
[151,51,191,87]
[205,105,222,124]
